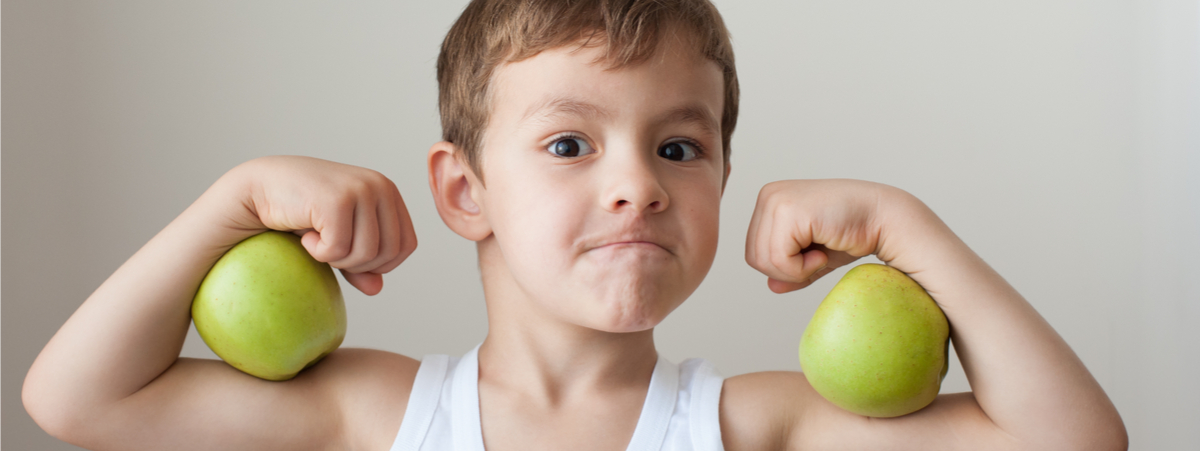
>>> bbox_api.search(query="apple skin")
[799,263,950,417]
[192,231,346,381]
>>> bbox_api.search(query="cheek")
[677,180,723,260]
[489,173,589,266]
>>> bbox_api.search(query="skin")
[22,34,1127,451]
[452,36,726,450]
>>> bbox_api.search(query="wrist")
[875,188,1003,312]
[875,187,972,274]
[179,162,270,251]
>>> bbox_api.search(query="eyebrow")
[520,96,611,127]
[519,95,720,137]
[656,104,721,137]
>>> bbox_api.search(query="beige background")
[4,1,1197,449]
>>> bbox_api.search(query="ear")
[428,141,492,241]
[721,160,732,194]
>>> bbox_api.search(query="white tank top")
[388,344,726,451]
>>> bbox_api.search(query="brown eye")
[548,137,593,157]
[658,141,698,161]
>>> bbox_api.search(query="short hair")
[437,0,738,181]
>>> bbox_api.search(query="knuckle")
[352,179,375,199]
[382,235,403,259]
[361,243,380,262]
[756,184,774,202]
[406,233,418,252]
[314,229,354,260]
[327,190,357,210]
[324,240,353,261]
[359,169,391,190]
[376,258,404,275]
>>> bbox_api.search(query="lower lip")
[600,242,662,250]
[590,242,669,254]
[587,242,671,264]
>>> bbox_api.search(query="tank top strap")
[625,355,680,450]
[450,345,486,451]
[683,358,725,451]
[389,354,449,451]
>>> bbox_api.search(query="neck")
[475,238,659,402]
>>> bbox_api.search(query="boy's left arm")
[722,179,1127,451]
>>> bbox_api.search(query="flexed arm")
[725,179,1126,451]
[22,156,417,451]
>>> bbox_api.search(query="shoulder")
[308,348,422,451]
[719,370,824,451]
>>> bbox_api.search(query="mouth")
[599,241,661,249]
[592,240,671,255]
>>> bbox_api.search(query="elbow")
[1101,415,1129,451]
[1010,406,1128,451]
[23,374,62,440]
[1090,399,1129,451]
[24,373,67,442]
[1068,410,1129,451]
[23,366,88,444]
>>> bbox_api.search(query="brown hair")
[437,0,738,181]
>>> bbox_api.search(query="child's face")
[475,35,727,333]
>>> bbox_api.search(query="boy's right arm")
[22,156,418,451]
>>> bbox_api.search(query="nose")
[600,149,669,214]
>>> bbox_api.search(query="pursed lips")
[592,240,671,254]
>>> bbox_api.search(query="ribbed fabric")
[388,344,725,451]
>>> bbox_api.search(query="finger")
[305,200,355,263]
[820,245,861,271]
[767,216,812,283]
[752,199,778,275]
[371,192,418,275]
[350,191,402,274]
[807,264,838,282]
[757,206,819,283]
[769,250,860,293]
[342,270,383,296]
[337,201,381,273]
[745,194,766,267]
[768,277,808,293]
[766,248,828,289]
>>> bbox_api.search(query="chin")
[583,287,684,334]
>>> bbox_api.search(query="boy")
[23,0,1126,449]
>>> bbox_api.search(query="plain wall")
[3,1,1197,449]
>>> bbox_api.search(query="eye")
[658,141,700,162]
[547,136,594,158]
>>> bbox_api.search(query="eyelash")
[546,133,708,159]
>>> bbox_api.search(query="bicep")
[723,371,1017,451]
[79,357,342,451]
[68,348,418,451]
[795,390,1017,451]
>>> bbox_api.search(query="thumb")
[766,248,829,293]
[341,270,383,296]
[299,229,322,257]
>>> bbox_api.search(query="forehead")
[487,37,724,133]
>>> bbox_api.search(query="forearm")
[883,193,1125,449]
[23,168,261,429]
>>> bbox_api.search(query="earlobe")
[428,142,491,241]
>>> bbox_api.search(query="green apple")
[192,231,346,381]
[799,263,950,417]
